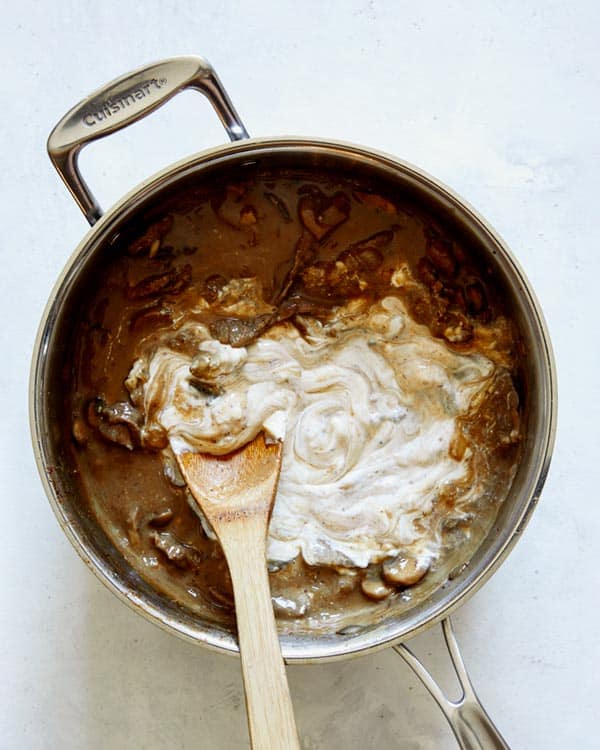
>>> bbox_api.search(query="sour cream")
[127,296,494,568]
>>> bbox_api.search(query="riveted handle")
[47,56,249,226]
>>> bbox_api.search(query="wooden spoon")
[176,433,301,750]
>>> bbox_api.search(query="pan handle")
[394,617,510,750]
[47,56,249,226]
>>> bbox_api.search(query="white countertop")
[2,2,598,747]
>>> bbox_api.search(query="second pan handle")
[47,56,249,226]
[394,617,510,750]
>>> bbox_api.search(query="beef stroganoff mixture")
[66,165,523,632]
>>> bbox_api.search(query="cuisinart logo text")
[82,77,167,126]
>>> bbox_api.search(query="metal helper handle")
[47,56,249,226]
[394,618,510,750]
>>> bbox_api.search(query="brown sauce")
[64,166,523,634]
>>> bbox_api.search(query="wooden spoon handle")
[222,518,301,750]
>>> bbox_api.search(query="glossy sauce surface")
[66,166,523,633]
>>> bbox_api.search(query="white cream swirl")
[127,296,495,568]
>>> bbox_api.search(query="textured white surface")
[1,1,597,748]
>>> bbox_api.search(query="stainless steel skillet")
[31,56,557,749]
